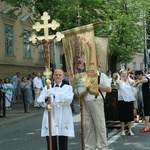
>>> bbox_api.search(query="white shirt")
[84,72,111,101]
[33,77,43,89]
[146,74,150,79]
[117,79,135,102]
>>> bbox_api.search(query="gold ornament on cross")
[44,68,52,85]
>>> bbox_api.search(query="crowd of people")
[0,71,76,113]
[0,71,45,112]
[0,68,150,150]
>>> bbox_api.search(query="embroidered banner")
[95,36,109,73]
[62,24,99,97]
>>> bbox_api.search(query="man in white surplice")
[37,69,74,150]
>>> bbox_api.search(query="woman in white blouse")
[113,69,135,136]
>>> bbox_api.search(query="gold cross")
[29,11,64,80]
[30,12,64,42]
[29,12,64,45]
[33,12,59,39]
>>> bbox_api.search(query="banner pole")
[77,7,85,150]
[79,96,84,150]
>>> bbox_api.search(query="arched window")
[38,44,44,60]
[23,29,31,58]
[5,24,14,56]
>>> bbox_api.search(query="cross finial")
[29,12,64,42]
[44,68,52,79]
[43,68,52,85]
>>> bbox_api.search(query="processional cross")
[29,12,64,71]
[29,12,64,150]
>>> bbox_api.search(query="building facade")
[117,53,144,72]
[0,3,45,79]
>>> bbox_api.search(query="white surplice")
[37,84,75,137]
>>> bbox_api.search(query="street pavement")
[0,100,150,150]
[0,102,43,127]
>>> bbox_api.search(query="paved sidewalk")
[0,102,44,127]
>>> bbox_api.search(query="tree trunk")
[109,54,118,75]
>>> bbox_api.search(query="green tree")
[1,0,150,72]
[94,0,149,73]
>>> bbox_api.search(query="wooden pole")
[43,46,53,150]
[48,50,52,150]
[79,96,84,150]
[77,7,85,150]
[46,83,52,150]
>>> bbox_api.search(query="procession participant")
[134,70,150,133]
[11,72,21,103]
[3,78,13,110]
[20,76,34,113]
[33,73,43,109]
[37,69,74,150]
[83,71,111,150]
[113,69,135,136]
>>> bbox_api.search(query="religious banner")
[62,24,99,97]
[95,36,109,73]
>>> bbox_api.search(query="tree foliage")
[1,0,150,71]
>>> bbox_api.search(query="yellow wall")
[0,3,45,79]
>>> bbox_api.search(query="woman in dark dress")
[134,70,150,133]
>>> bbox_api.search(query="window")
[23,29,31,58]
[38,44,44,60]
[5,24,14,56]
[140,63,144,71]
[133,62,136,70]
